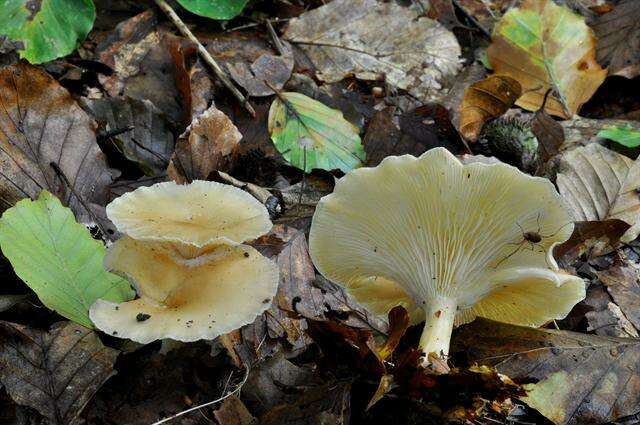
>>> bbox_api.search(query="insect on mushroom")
[309,147,585,368]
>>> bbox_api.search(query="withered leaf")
[284,0,462,102]
[598,262,640,331]
[227,51,294,97]
[82,96,174,175]
[0,62,118,224]
[459,75,521,142]
[488,0,606,118]
[364,105,464,167]
[531,107,564,162]
[259,382,351,425]
[561,117,640,149]
[592,0,640,79]
[553,219,630,264]
[167,105,241,183]
[557,144,640,243]
[213,396,257,425]
[453,319,640,425]
[0,321,119,425]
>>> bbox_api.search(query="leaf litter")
[2,0,640,424]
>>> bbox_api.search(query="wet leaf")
[556,143,640,243]
[453,319,640,425]
[176,0,249,20]
[82,96,174,175]
[268,92,364,173]
[597,125,640,148]
[532,108,565,162]
[488,0,606,118]
[0,191,134,328]
[0,0,95,64]
[0,321,119,425]
[592,0,640,79]
[459,75,521,142]
[227,51,294,97]
[0,62,118,224]
[284,0,462,102]
[167,105,241,183]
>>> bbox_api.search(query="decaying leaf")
[213,396,257,425]
[598,261,640,331]
[82,96,174,175]
[592,0,640,79]
[557,143,640,242]
[532,107,565,162]
[459,75,521,142]
[453,318,640,425]
[227,50,294,97]
[0,62,118,224]
[363,105,464,167]
[0,321,119,425]
[585,285,639,338]
[0,192,135,328]
[268,92,365,173]
[488,0,607,118]
[0,294,28,313]
[284,0,462,102]
[168,105,241,183]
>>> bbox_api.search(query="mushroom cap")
[106,180,272,247]
[309,147,584,328]
[89,237,279,343]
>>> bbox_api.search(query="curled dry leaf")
[0,321,119,425]
[488,0,606,118]
[453,319,640,425]
[0,62,118,224]
[284,0,462,102]
[459,75,521,142]
[554,219,630,264]
[556,143,640,243]
[592,0,640,79]
[167,105,242,183]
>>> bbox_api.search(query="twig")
[217,171,281,215]
[266,19,286,56]
[152,0,255,117]
[151,366,250,425]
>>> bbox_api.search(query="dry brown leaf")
[557,144,640,243]
[488,0,606,118]
[592,0,640,79]
[0,321,119,425]
[553,219,630,263]
[213,396,258,425]
[0,62,118,225]
[453,319,640,424]
[459,75,521,142]
[167,105,241,183]
[598,262,640,331]
[284,0,462,102]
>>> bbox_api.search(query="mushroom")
[309,148,584,363]
[89,181,279,344]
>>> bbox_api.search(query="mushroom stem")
[418,295,457,364]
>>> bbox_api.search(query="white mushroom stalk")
[89,181,278,344]
[309,148,585,365]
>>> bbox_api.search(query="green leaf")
[268,92,365,173]
[598,126,640,148]
[0,191,135,328]
[0,0,95,64]
[175,0,249,20]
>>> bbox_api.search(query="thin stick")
[152,0,255,117]
[151,366,250,425]
[217,171,281,214]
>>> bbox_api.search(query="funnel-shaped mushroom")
[309,148,584,362]
[90,181,278,343]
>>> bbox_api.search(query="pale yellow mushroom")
[309,147,584,364]
[90,181,278,343]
